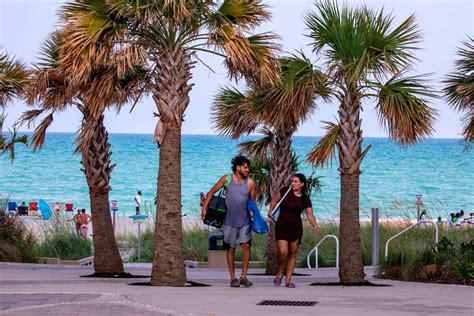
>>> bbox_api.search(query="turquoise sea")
[0,133,473,219]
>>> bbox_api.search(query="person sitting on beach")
[17,202,28,216]
[451,213,458,224]
[468,212,474,225]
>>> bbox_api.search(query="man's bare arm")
[201,175,227,219]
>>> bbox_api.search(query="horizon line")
[14,131,465,140]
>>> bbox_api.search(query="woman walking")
[268,173,320,288]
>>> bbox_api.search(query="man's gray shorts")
[222,224,252,248]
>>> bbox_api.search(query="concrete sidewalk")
[0,262,472,315]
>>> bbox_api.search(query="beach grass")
[0,213,37,262]
[0,213,92,261]
[117,218,473,284]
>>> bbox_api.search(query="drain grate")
[257,300,317,307]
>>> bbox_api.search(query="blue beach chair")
[7,201,17,216]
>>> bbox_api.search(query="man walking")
[135,191,142,215]
[77,209,91,238]
[68,209,82,234]
[202,155,256,288]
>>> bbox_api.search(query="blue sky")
[1,0,472,138]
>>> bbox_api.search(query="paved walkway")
[0,262,472,315]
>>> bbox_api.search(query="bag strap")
[224,174,232,189]
[272,187,292,212]
[216,174,232,198]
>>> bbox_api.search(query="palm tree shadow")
[310,281,392,287]
[81,272,148,278]
[128,281,211,287]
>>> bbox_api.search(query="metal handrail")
[385,220,438,258]
[307,234,339,269]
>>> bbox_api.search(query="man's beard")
[238,170,248,178]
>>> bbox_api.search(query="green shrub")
[0,213,38,263]
[36,215,92,260]
[382,233,474,284]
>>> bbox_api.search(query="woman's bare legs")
[285,240,299,285]
[276,240,289,278]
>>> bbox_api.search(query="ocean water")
[0,133,473,219]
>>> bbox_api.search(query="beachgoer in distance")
[18,202,28,216]
[468,212,474,225]
[436,216,443,225]
[201,155,256,288]
[268,173,320,288]
[68,209,82,233]
[419,210,427,221]
[450,213,456,224]
[455,212,464,228]
[135,191,142,215]
[78,209,91,237]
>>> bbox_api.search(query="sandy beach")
[15,211,426,242]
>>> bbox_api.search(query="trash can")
[208,233,226,268]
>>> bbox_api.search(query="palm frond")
[18,109,47,129]
[30,112,54,150]
[0,51,29,107]
[210,29,281,87]
[256,52,329,129]
[443,37,474,143]
[238,129,274,162]
[461,110,474,143]
[213,0,271,32]
[211,86,259,138]
[306,0,421,81]
[306,172,322,196]
[1,127,28,162]
[248,154,271,204]
[376,75,438,145]
[306,121,340,167]
[58,1,128,84]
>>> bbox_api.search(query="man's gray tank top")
[224,176,251,228]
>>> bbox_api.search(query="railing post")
[315,247,319,269]
[371,207,379,266]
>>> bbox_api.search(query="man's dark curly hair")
[231,155,250,172]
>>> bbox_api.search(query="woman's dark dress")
[275,187,312,244]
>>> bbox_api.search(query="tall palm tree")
[443,37,474,145]
[0,52,29,160]
[212,54,328,274]
[58,0,281,286]
[305,0,437,284]
[22,31,146,275]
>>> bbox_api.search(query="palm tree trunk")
[150,47,192,286]
[80,113,124,274]
[337,92,368,284]
[151,122,187,286]
[89,190,123,274]
[265,130,293,275]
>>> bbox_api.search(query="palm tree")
[305,0,437,284]
[443,37,474,145]
[212,54,328,274]
[0,52,29,160]
[58,0,281,286]
[22,31,146,276]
